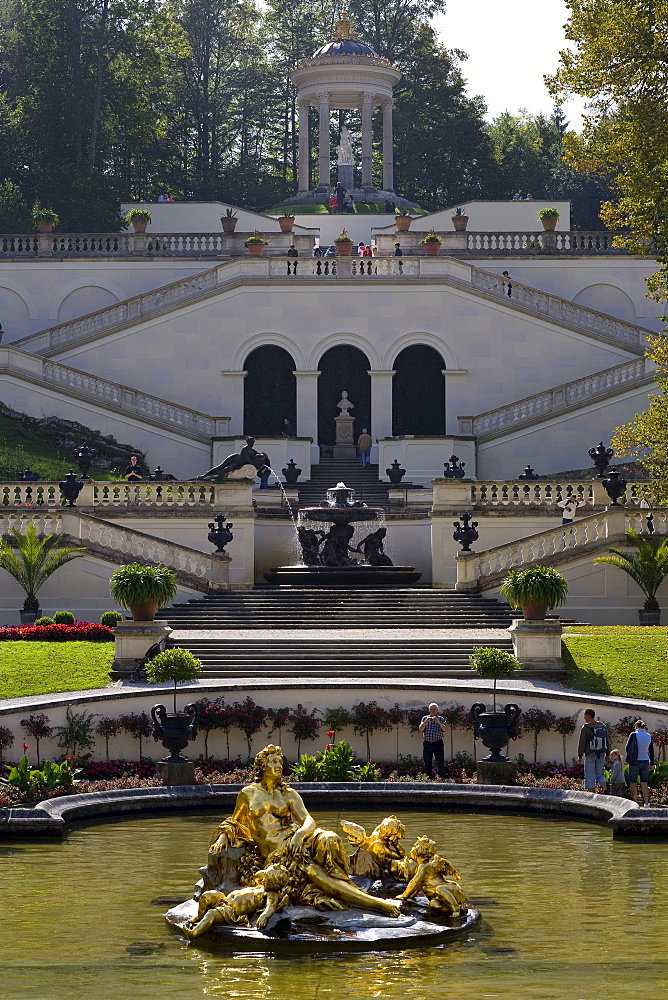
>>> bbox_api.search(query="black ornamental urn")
[282,459,302,484]
[443,455,466,479]
[207,513,234,553]
[73,441,96,480]
[386,459,406,484]
[602,469,627,506]
[151,703,198,763]
[59,470,83,507]
[453,512,479,552]
[589,441,614,478]
[471,703,521,762]
[518,465,539,480]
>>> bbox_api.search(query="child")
[608,749,625,797]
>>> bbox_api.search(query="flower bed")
[0,622,113,642]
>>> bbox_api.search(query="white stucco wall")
[374,201,572,234]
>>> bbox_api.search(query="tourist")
[502,270,512,297]
[258,453,271,489]
[335,182,347,213]
[626,719,654,807]
[557,493,583,526]
[281,418,294,436]
[577,708,609,793]
[384,198,394,213]
[0,321,4,341]
[357,427,372,467]
[362,244,373,257]
[329,193,338,213]
[357,241,365,256]
[286,244,298,257]
[394,242,403,274]
[608,749,625,797]
[124,454,145,505]
[512,192,521,201]
[524,193,534,200]
[345,194,355,213]
[312,245,323,257]
[324,244,338,257]
[167,193,175,202]
[157,193,168,202]
[419,703,448,779]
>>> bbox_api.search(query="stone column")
[298,100,310,192]
[361,91,374,190]
[220,371,247,436]
[442,368,468,436]
[381,99,394,192]
[293,370,321,462]
[317,91,330,190]
[368,370,395,463]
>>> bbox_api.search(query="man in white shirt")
[418,703,448,779]
[557,494,583,525]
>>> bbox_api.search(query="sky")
[433,0,589,128]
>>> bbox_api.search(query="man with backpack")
[577,708,609,793]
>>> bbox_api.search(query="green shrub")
[53,610,75,624]
[100,610,124,627]
[145,647,202,712]
[34,616,55,626]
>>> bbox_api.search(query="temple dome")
[312,38,378,58]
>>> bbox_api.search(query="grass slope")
[0,413,124,481]
[0,642,114,700]
[563,626,668,703]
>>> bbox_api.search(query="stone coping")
[2,676,667,719]
[1,783,665,839]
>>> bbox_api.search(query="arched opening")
[393,345,445,435]
[317,345,371,446]
[243,346,296,436]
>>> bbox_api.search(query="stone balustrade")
[268,256,416,278]
[0,479,258,510]
[0,231,313,258]
[460,358,651,440]
[465,230,628,253]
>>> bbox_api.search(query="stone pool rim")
[1,782,667,839]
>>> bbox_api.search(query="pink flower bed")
[0,622,114,642]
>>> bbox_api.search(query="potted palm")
[594,529,668,625]
[277,211,296,233]
[469,646,521,762]
[334,229,354,256]
[245,230,269,256]
[32,207,60,233]
[537,207,560,231]
[0,522,85,623]
[221,208,238,233]
[420,229,442,256]
[499,565,568,621]
[395,207,412,232]
[451,207,469,232]
[109,562,178,621]
[146,647,201,764]
[125,208,152,233]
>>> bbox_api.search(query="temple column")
[298,99,310,192]
[368,369,395,465]
[382,99,394,192]
[220,370,247,436]
[361,91,374,189]
[293,370,321,462]
[317,91,330,190]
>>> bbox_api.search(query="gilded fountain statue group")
[166,745,477,950]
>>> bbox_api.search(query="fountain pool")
[2,808,667,1000]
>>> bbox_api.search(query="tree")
[441,703,466,760]
[56,707,99,761]
[266,706,291,746]
[194,697,224,758]
[233,697,266,759]
[521,707,557,765]
[288,704,320,758]
[0,522,86,616]
[21,713,54,767]
[350,701,391,761]
[95,717,121,761]
[119,711,152,760]
[323,706,352,742]
[595,529,668,615]
[387,703,405,759]
[554,715,577,766]
[0,726,15,763]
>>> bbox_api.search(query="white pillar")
[298,100,310,192]
[293,370,321,463]
[221,370,247,436]
[317,91,330,189]
[382,99,394,192]
[361,91,374,189]
[368,370,395,465]
[442,368,468,436]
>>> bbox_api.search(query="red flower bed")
[0,623,114,642]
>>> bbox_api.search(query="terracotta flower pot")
[423,242,441,256]
[521,601,549,621]
[221,217,238,233]
[541,217,558,231]
[278,217,295,233]
[36,220,54,233]
[452,216,469,232]
[129,599,159,621]
[335,242,353,256]
[396,215,412,232]
[247,243,265,256]
[131,220,148,233]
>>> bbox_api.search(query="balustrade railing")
[465,358,650,439]
[466,231,628,254]
[268,257,417,278]
[0,480,246,509]
[470,481,594,508]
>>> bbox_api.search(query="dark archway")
[244,346,296,436]
[318,345,371,446]
[392,345,445,436]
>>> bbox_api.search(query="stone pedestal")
[156,759,195,786]
[111,620,172,679]
[508,618,564,673]
[334,414,356,458]
[477,760,516,785]
[338,164,354,191]
[208,552,231,591]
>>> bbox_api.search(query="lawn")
[0,642,114,699]
[562,626,668,702]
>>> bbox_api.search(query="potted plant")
[221,208,238,233]
[451,207,469,232]
[395,207,412,232]
[109,562,178,621]
[499,565,569,621]
[245,230,269,257]
[146,647,201,763]
[334,229,354,256]
[469,646,521,761]
[32,207,60,233]
[0,522,85,623]
[277,211,296,233]
[594,529,668,625]
[124,208,152,233]
[537,207,560,231]
[420,229,442,256]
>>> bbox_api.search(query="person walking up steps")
[357,428,372,467]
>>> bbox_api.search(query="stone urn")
[282,459,302,484]
[396,215,412,232]
[471,703,521,761]
[452,215,469,232]
[151,703,198,762]
[278,216,295,233]
[386,459,406,484]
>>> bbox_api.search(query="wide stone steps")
[296,460,392,508]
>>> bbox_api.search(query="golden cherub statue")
[341,815,406,876]
[397,836,468,917]
[183,863,291,938]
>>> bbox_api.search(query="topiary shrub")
[53,610,75,624]
[34,616,55,626]
[101,610,124,627]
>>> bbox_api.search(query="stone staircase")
[159,587,517,677]
[295,459,392,508]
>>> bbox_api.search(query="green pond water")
[1,808,667,1000]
